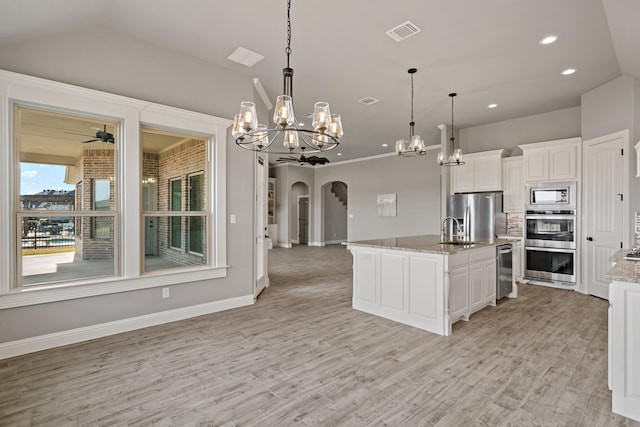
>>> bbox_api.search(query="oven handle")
[525,246,576,253]
[525,214,576,220]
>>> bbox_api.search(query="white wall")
[460,107,581,156]
[313,154,442,242]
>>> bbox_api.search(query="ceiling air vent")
[358,97,380,105]
[386,21,421,42]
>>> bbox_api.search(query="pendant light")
[396,68,426,156]
[438,93,465,166]
[233,0,343,154]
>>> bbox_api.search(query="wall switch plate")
[162,287,170,299]
[230,214,237,224]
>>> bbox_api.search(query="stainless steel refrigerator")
[447,192,505,242]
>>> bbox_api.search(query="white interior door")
[255,155,268,298]
[298,196,309,245]
[582,131,628,299]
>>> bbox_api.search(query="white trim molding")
[0,295,254,360]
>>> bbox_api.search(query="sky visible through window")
[20,163,75,195]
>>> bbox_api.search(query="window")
[141,129,209,273]
[188,172,205,255]
[1,70,229,309]
[170,178,182,249]
[16,106,117,287]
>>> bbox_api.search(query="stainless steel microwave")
[526,181,576,209]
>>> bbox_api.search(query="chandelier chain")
[410,73,415,124]
[286,0,292,68]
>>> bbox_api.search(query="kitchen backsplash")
[506,212,523,237]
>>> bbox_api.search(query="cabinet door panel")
[549,145,577,180]
[525,149,548,181]
[483,259,497,303]
[469,262,484,311]
[452,161,475,193]
[474,157,501,191]
[449,266,469,319]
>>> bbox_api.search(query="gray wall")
[460,107,582,156]
[323,183,347,243]
[0,29,256,342]
[313,155,442,242]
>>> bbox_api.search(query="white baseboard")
[325,240,345,245]
[308,241,325,247]
[0,295,254,360]
[278,243,292,248]
[291,239,299,244]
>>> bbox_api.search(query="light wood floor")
[1,244,638,426]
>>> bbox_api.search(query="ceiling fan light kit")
[396,68,426,157]
[233,0,343,155]
[438,93,465,167]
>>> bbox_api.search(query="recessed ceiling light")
[488,103,498,109]
[382,143,388,147]
[539,35,558,45]
[337,153,342,156]
[561,68,576,76]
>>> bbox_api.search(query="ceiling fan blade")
[82,139,99,143]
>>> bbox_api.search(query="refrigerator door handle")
[464,205,470,240]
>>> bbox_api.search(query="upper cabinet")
[519,137,581,182]
[502,156,524,212]
[451,149,508,193]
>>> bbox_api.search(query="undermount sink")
[439,240,477,246]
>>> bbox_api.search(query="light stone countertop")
[344,234,513,255]
[606,249,640,284]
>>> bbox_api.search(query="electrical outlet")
[162,287,170,299]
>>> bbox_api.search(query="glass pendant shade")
[329,114,343,138]
[437,151,445,164]
[254,124,268,148]
[454,148,463,162]
[273,95,295,126]
[239,102,258,132]
[312,102,331,131]
[396,139,408,154]
[283,130,299,149]
[410,135,425,153]
[231,114,244,139]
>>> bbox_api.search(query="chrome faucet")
[441,216,462,241]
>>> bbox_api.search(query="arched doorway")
[322,181,348,244]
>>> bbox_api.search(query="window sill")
[0,266,228,309]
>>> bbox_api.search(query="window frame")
[187,171,205,256]
[169,177,183,250]
[0,70,230,309]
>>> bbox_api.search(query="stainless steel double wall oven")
[524,182,577,285]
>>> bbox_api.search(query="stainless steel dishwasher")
[496,243,513,299]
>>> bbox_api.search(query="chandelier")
[233,0,343,154]
[396,68,426,157]
[438,93,465,166]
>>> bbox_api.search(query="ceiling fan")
[277,147,330,166]
[81,124,115,144]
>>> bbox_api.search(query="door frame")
[254,154,269,299]
[580,129,630,296]
[297,195,310,245]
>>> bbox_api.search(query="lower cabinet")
[449,246,497,323]
[610,279,640,422]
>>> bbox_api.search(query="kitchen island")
[345,235,513,336]
[606,250,640,422]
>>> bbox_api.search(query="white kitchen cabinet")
[610,279,640,422]
[451,149,508,193]
[502,156,524,212]
[449,246,497,322]
[519,137,581,182]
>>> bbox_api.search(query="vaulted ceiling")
[1,0,638,162]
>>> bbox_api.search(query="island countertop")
[606,249,640,284]
[344,234,512,255]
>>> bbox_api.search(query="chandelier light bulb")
[329,114,343,138]
[283,130,299,149]
[312,102,331,131]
